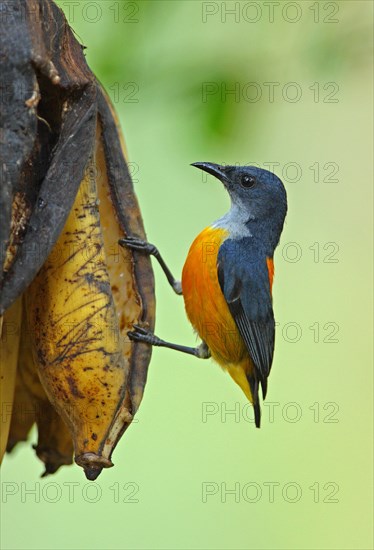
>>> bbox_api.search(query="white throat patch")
[211,202,253,239]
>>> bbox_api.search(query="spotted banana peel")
[0,0,155,479]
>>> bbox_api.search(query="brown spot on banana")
[2,193,31,274]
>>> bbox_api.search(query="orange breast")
[181,227,247,366]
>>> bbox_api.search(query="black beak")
[191,162,230,184]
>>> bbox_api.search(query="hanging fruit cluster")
[0,0,155,480]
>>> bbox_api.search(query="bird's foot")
[195,340,211,359]
[127,324,162,346]
[119,237,157,256]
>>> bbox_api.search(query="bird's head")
[191,162,287,226]
[192,162,287,233]
[192,162,287,251]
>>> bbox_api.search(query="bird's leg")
[128,325,211,359]
[119,237,182,295]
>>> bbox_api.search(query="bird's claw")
[119,237,157,256]
[127,324,159,346]
[132,323,148,334]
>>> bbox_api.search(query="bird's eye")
[241,175,256,188]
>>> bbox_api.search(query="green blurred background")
[1,1,373,549]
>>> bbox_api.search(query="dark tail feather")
[248,375,261,428]
[253,401,261,428]
[261,378,268,400]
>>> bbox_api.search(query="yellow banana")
[96,87,155,414]
[25,153,133,480]
[0,298,22,462]
[6,366,35,453]
[95,121,142,391]
[33,406,74,477]
[14,311,73,475]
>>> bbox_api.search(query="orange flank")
[181,226,255,403]
[266,257,274,293]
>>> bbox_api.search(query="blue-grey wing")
[217,238,275,400]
